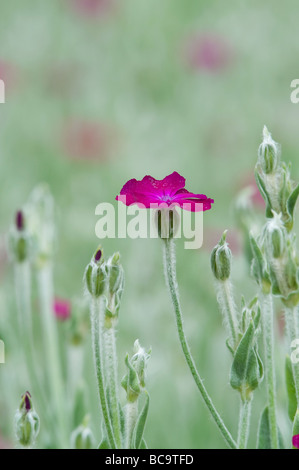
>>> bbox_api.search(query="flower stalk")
[163,237,236,449]
[237,399,252,449]
[260,293,279,448]
[36,262,69,448]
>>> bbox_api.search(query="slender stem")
[217,280,239,349]
[124,400,138,449]
[90,296,117,449]
[103,325,122,448]
[162,238,237,449]
[260,293,279,449]
[237,399,251,449]
[14,261,54,439]
[285,305,299,404]
[36,263,68,448]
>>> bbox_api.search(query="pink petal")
[53,298,71,321]
[293,434,299,449]
[116,172,186,207]
[173,191,214,212]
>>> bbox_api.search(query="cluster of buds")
[255,126,299,232]
[14,392,40,447]
[250,211,299,306]
[84,247,125,324]
[249,128,299,307]
[211,233,264,402]
[121,340,151,403]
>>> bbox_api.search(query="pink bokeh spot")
[116,172,214,212]
[61,120,112,162]
[53,298,71,321]
[293,434,299,449]
[69,0,114,17]
[184,33,233,72]
[0,60,18,91]
[237,173,265,209]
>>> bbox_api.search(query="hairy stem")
[237,399,252,449]
[216,279,239,349]
[124,400,138,449]
[37,263,68,448]
[261,293,279,449]
[103,325,122,448]
[90,296,117,449]
[162,238,237,449]
[285,304,299,404]
[14,261,54,439]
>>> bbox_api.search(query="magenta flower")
[293,434,299,449]
[116,172,214,212]
[53,298,71,321]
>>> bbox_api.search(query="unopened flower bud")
[84,246,108,298]
[16,210,24,231]
[131,339,151,389]
[249,232,271,294]
[15,392,40,448]
[211,230,232,281]
[71,416,95,449]
[24,184,56,266]
[8,211,31,263]
[121,341,151,402]
[264,212,286,259]
[107,252,124,296]
[258,126,280,175]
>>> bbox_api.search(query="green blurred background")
[1,0,299,449]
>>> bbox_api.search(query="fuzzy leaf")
[257,406,271,449]
[140,439,148,449]
[254,169,273,218]
[285,355,297,421]
[230,321,255,391]
[287,183,299,223]
[98,437,110,449]
[134,392,150,449]
[257,406,285,449]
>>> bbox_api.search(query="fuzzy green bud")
[107,252,124,296]
[15,392,40,447]
[121,340,151,402]
[84,246,108,298]
[211,230,232,281]
[8,211,32,263]
[264,212,287,260]
[258,126,280,175]
[24,184,56,266]
[71,416,95,449]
